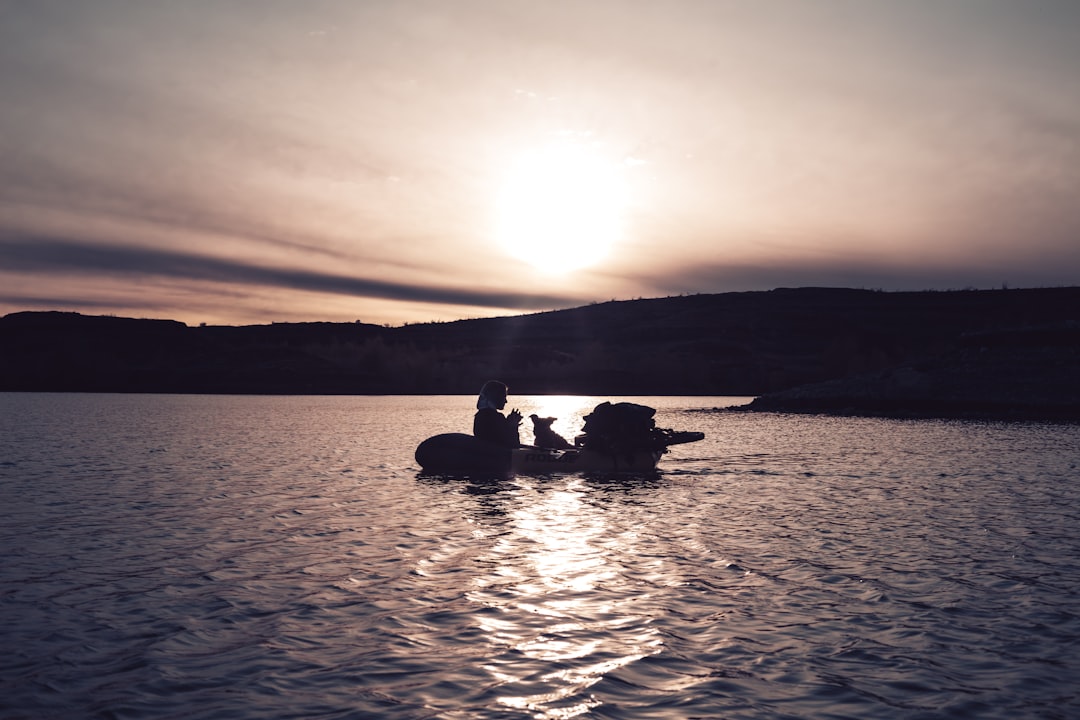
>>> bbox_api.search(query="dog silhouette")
[529,414,573,449]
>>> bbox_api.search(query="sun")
[494,139,629,273]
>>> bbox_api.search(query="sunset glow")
[1,1,1078,326]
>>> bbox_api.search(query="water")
[1,393,1078,719]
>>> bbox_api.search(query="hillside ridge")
[3,287,1078,420]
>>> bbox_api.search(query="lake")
[1,393,1078,719]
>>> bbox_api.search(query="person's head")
[477,380,509,410]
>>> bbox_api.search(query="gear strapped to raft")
[577,401,690,459]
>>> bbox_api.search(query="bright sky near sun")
[2,0,1079,326]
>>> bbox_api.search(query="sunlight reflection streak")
[515,396,597,448]
[468,478,663,716]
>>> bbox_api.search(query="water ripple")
[2,394,1079,718]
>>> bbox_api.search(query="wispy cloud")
[0,235,580,311]
[633,256,1080,297]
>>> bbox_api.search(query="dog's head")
[529,414,557,430]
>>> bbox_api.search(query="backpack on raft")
[578,402,667,457]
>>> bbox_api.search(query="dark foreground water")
[1,393,1078,719]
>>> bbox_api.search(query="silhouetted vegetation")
[2,287,1078,421]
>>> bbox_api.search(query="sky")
[2,0,1079,327]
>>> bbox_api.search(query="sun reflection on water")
[469,478,662,717]
[515,396,598,447]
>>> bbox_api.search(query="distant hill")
[739,323,1080,422]
[2,287,1079,420]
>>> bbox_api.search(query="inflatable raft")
[415,430,705,476]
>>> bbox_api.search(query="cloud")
[634,255,1080,297]
[0,293,142,312]
[0,235,580,311]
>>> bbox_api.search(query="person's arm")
[505,409,522,447]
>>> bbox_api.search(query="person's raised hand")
[508,409,523,425]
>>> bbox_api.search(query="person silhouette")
[472,380,522,448]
